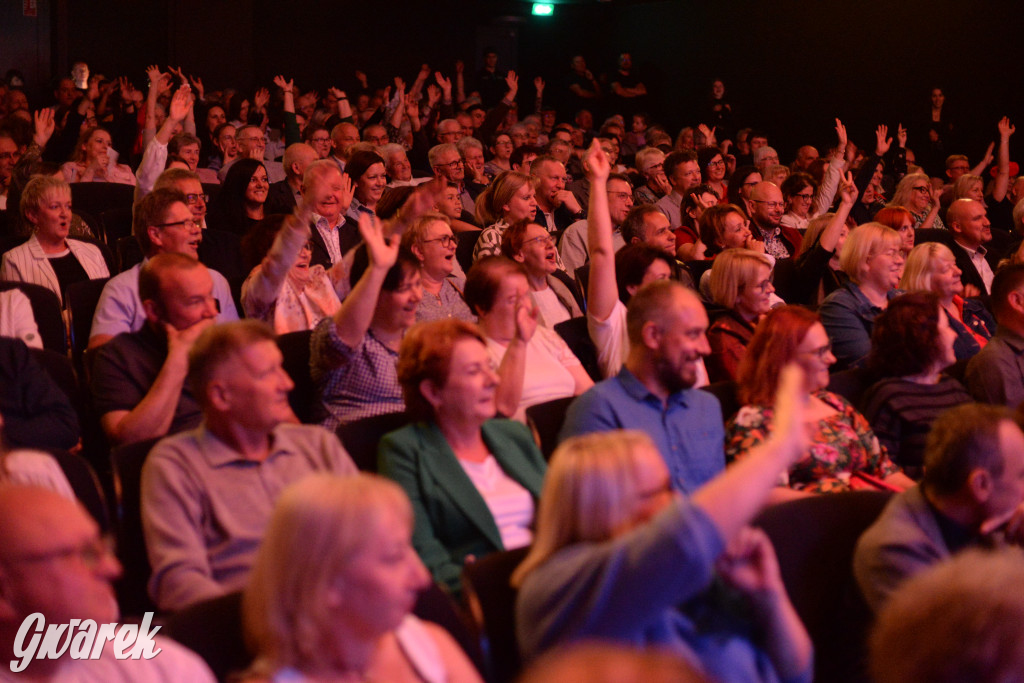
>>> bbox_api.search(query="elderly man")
[748,181,801,259]
[792,145,819,173]
[91,253,220,446]
[0,485,215,679]
[854,403,1024,613]
[142,320,357,611]
[429,142,476,215]
[266,142,318,214]
[966,264,1024,407]
[219,124,285,183]
[947,198,998,295]
[559,172,632,273]
[559,279,723,493]
[89,188,238,348]
[303,159,358,269]
[532,155,585,234]
[381,143,430,188]
[655,151,701,229]
[329,121,360,172]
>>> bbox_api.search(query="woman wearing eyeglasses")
[1,176,109,306]
[697,146,729,202]
[727,305,915,500]
[888,172,945,231]
[240,195,346,334]
[819,223,906,371]
[402,212,475,323]
[500,221,582,329]
[706,249,775,383]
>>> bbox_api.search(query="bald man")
[947,198,998,295]
[748,181,802,259]
[0,485,215,680]
[559,280,725,494]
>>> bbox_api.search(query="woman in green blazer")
[379,318,547,594]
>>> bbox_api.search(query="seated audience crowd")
[5,54,1024,682]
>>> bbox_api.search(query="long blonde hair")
[511,430,662,587]
[243,474,413,674]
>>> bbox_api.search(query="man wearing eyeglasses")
[0,485,216,680]
[89,188,238,349]
[219,124,285,183]
[429,143,477,217]
[748,181,801,260]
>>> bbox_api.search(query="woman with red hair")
[727,305,915,500]
[873,206,916,258]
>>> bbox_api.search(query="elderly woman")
[706,248,775,382]
[501,221,582,328]
[728,306,915,498]
[1,176,108,305]
[861,293,971,478]
[632,146,668,205]
[240,196,349,333]
[952,173,985,203]
[378,319,546,594]
[465,256,592,420]
[888,172,944,231]
[819,222,906,370]
[402,212,474,323]
[514,377,814,683]
[243,474,483,682]
[472,171,538,261]
[207,158,268,235]
[345,150,388,220]
[484,133,513,178]
[60,126,136,185]
[900,241,993,359]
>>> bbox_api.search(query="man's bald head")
[283,143,318,181]
[330,122,360,161]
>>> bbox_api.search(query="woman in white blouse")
[1,176,109,306]
[378,319,547,595]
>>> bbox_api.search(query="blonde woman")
[514,368,814,683]
[888,173,944,231]
[706,248,775,382]
[471,171,538,262]
[243,474,482,682]
[819,222,905,370]
[900,241,993,359]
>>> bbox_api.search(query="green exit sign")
[532,3,554,16]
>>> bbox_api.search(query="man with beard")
[748,181,801,259]
[558,279,724,493]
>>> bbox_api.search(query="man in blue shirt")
[559,280,724,493]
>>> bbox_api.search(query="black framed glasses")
[422,234,456,247]
[184,193,209,205]
[153,218,199,230]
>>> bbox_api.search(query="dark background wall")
[3,0,1022,160]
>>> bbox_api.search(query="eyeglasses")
[800,342,832,361]
[311,136,330,143]
[752,200,785,210]
[522,234,555,248]
[0,151,19,162]
[185,193,209,205]
[7,535,116,570]
[911,185,931,193]
[153,218,199,230]
[434,159,463,170]
[746,274,774,294]
[707,159,725,168]
[794,192,814,201]
[422,234,456,247]
[608,191,634,200]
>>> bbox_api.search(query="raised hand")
[146,65,163,89]
[358,212,400,271]
[405,92,420,119]
[273,75,294,92]
[394,76,406,94]
[327,87,346,102]
[32,108,55,147]
[769,363,810,462]
[253,87,270,110]
[168,84,192,121]
[697,123,717,146]
[838,171,859,205]
[455,60,464,74]
[896,123,907,148]
[355,70,368,88]
[834,118,848,149]
[999,116,1016,139]
[505,71,519,98]
[188,74,205,100]
[874,124,892,156]
[533,76,545,94]
[715,527,786,599]
[426,84,441,106]
[583,138,610,181]
[434,72,452,96]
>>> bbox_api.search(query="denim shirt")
[819,281,903,371]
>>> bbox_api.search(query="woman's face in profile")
[333,507,429,635]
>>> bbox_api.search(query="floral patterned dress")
[726,390,900,493]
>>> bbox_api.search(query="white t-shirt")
[458,455,534,550]
[531,286,571,329]
[485,326,581,419]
